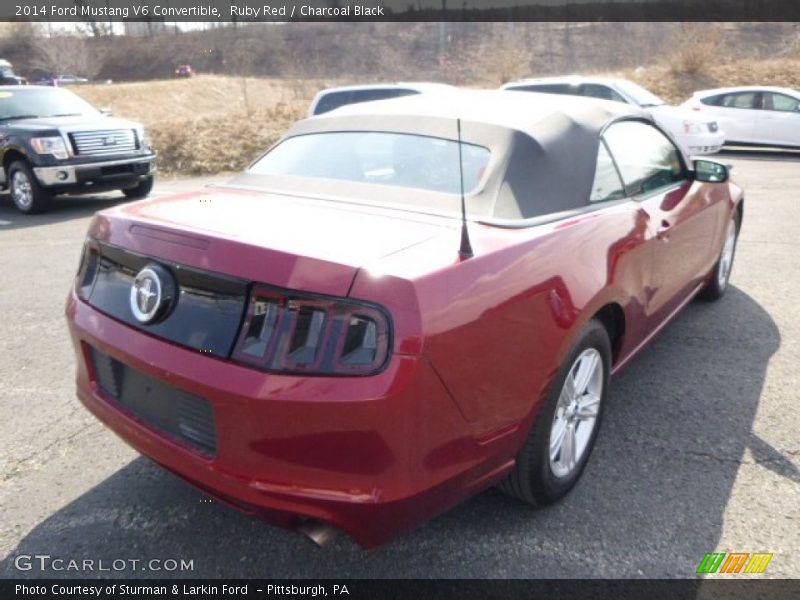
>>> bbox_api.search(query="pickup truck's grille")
[70,129,138,156]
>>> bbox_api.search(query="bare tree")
[463,24,539,86]
[72,0,113,37]
[0,23,45,74]
[30,34,102,78]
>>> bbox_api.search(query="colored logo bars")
[696,552,773,574]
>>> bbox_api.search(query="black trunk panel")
[90,346,217,457]
[87,242,248,358]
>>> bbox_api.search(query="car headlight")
[137,128,152,152]
[30,136,69,159]
[682,121,704,135]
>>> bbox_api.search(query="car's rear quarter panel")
[354,175,739,448]
[351,200,656,447]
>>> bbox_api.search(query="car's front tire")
[499,319,611,506]
[698,212,739,302]
[8,160,52,214]
[122,175,154,200]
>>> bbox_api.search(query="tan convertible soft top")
[233,90,651,221]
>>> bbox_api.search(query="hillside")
[71,58,800,176]
[74,76,325,175]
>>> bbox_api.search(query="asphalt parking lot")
[1,154,798,579]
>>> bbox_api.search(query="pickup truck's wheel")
[698,213,739,301]
[122,175,154,200]
[499,319,610,506]
[8,161,52,214]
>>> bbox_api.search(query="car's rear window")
[313,89,419,115]
[613,80,665,107]
[249,131,491,195]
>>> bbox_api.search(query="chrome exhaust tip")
[297,519,338,547]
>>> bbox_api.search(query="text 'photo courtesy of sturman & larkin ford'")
[14,584,347,596]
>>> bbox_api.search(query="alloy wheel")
[717,220,737,289]
[11,170,33,211]
[549,347,603,478]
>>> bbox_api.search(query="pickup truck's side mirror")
[694,159,729,183]
[100,107,113,116]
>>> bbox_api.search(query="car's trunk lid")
[91,186,451,297]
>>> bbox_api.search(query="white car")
[501,76,725,156]
[308,82,456,117]
[681,86,800,149]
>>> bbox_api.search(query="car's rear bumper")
[674,130,726,156]
[34,156,156,191]
[65,290,515,547]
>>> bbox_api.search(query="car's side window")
[719,92,757,109]
[602,120,686,197]
[509,83,581,98]
[761,92,800,112]
[590,143,626,203]
[701,94,725,106]
[581,84,627,104]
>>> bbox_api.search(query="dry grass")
[625,58,800,105]
[148,104,305,175]
[75,75,324,123]
[666,24,728,79]
[72,75,326,175]
[69,58,800,176]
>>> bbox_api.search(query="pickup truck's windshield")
[0,87,99,121]
[249,131,490,195]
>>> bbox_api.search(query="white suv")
[502,76,725,156]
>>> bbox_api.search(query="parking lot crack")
[0,423,99,484]
[617,434,798,468]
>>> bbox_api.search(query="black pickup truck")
[0,85,156,214]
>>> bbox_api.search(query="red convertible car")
[66,91,742,547]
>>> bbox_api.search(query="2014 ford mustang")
[66,91,743,547]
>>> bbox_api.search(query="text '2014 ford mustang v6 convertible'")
[66,91,742,548]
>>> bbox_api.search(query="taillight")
[233,286,391,376]
[75,239,99,301]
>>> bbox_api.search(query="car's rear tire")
[698,212,739,302]
[8,160,52,214]
[122,175,154,200]
[499,319,611,506]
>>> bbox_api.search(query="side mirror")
[693,159,729,183]
[100,107,113,116]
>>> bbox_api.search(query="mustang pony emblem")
[129,265,174,324]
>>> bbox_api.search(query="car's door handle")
[657,219,672,240]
